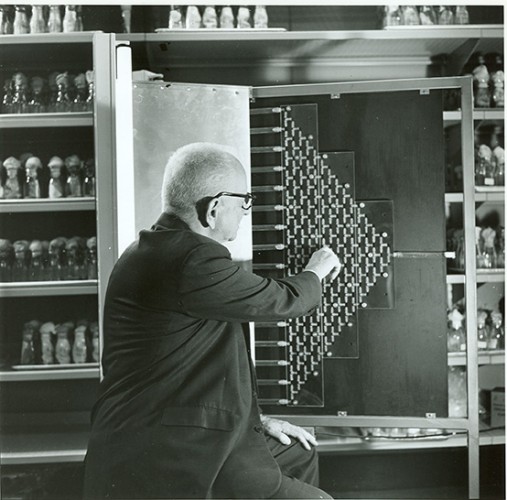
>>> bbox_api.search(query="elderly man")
[83,142,340,499]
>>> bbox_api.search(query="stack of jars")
[447,307,505,353]
[0,236,97,282]
[19,318,99,366]
[0,5,84,35]
[167,5,268,29]
[2,70,94,114]
[447,225,505,271]
[382,6,470,27]
[1,154,95,200]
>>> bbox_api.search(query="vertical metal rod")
[461,77,480,500]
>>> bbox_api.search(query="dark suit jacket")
[83,213,321,499]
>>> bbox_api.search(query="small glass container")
[254,6,268,29]
[72,322,88,363]
[47,5,62,33]
[454,6,469,25]
[55,323,72,364]
[477,310,489,351]
[12,240,29,282]
[202,6,217,29]
[23,156,42,198]
[30,5,46,33]
[48,156,65,199]
[219,6,234,29]
[0,239,13,282]
[13,5,29,34]
[65,154,83,197]
[185,6,201,29]
[447,309,466,353]
[438,5,454,25]
[236,6,251,28]
[63,5,78,33]
[488,312,504,350]
[40,322,56,365]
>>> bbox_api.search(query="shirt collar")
[151,212,190,231]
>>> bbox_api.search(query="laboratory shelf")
[0,365,100,382]
[316,427,505,454]
[476,270,505,283]
[0,112,93,129]
[448,350,505,366]
[0,428,90,465]
[0,32,99,45]
[445,190,505,203]
[443,108,505,124]
[2,425,503,465]
[0,280,98,298]
[0,198,96,213]
[446,274,465,284]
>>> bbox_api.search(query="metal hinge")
[331,93,340,99]
[426,412,436,419]
[337,411,348,417]
[420,89,430,95]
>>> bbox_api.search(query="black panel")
[324,256,448,417]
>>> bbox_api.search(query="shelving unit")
[0,33,117,479]
[449,351,505,366]
[0,21,504,499]
[0,281,98,298]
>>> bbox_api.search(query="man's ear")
[206,197,220,229]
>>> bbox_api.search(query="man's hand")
[260,415,318,451]
[304,246,342,282]
[132,70,164,82]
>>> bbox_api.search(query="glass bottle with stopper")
[237,6,251,28]
[40,322,56,365]
[477,309,489,351]
[202,6,217,28]
[86,236,97,279]
[12,240,29,282]
[488,312,504,350]
[185,6,201,29]
[73,73,87,111]
[24,156,42,198]
[65,154,82,197]
[0,239,13,282]
[30,5,46,33]
[47,5,62,33]
[11,72,29,114]
[254,6,268,28]
[90,321,100,362]
[48,156,65,198]
[13,5,29,34]
[2,157,22,199]
[169,5,183,29]
[28,240,44,281]
[55,72,70,112]
[447,308,466,352]
[28,77,46,113]
[219,6,234,28]
[20,321,37,365]
[49,237,67,280]
[63,5,78,32]
[55,322,72,364]
[82,158,96,197]
[73,321,88,363]
[85,70,94,111]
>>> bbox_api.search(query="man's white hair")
[161,142,242,220]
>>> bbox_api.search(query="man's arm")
[179,242,324,323]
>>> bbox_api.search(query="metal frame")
[253,76,479,498]
[93,33,119,377]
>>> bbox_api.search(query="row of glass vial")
[168,5,268,29]
[382,6,470,26]
[0,236,97,283]
[2,70,94,114]
[0,5,83,34]
[20,319,99,366]
[1,155,95,200]
[447,308,504,352]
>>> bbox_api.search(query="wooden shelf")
[476,270,505,283]
[118,26,503,83]
[0,427,90,465]
[445,190,504,203]
[0,198,95,213]
[448,350,505,366]
[0,32,99,45]
[443,109,504,124]
[316,427,505,454]
[0,280,98,298]
[0,365,99,382]
[447,274,465,284]
[0,112,93,129]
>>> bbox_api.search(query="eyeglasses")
[211,191,256,210]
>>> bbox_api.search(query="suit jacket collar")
[152,212,190,232]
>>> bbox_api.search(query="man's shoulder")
[139,227,228,259]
